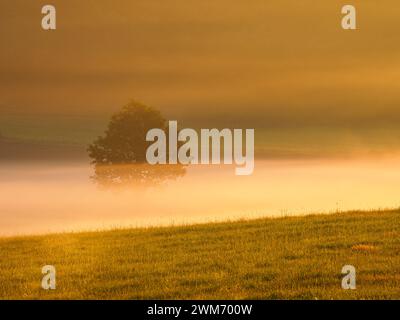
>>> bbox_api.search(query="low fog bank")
[1,157,400,236]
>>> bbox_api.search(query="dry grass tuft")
[351,244,378,252]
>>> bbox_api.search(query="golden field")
[0,209,399,299]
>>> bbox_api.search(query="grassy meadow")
[0,209,399,300]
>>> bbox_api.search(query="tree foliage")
[88,101,167,165]
[88,101,185,188]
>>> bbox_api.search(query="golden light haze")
[2,158,400,236]
[1,0,400,128]
[1,1,400,236]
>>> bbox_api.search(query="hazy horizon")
[2,1,400,235]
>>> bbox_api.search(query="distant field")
[0,138,88,163]
[0,209,399,299]
[0,112,108,146]
[3,112,400,161]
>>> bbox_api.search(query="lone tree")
[88,101,185,187]
[88,101,167,165]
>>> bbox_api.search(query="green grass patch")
[0,210,399,299]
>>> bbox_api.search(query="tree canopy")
[88,101,185,188]
[88,101,167,165]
